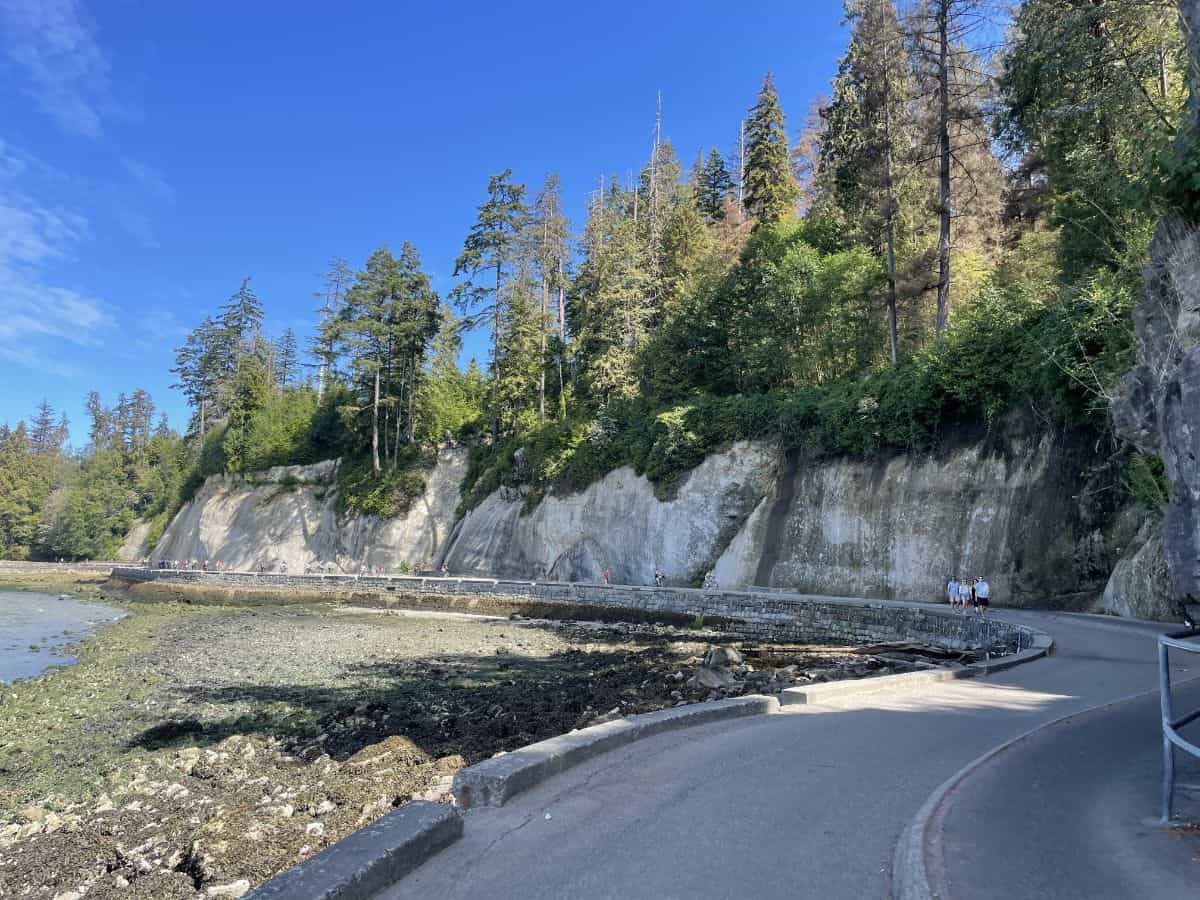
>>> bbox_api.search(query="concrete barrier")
[245,801,461,900]
[780,630,1055,705]
[109,567,1040,655]
[453,695,780,810]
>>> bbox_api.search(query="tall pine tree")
[743,73,801,223]
[452,169,529,438]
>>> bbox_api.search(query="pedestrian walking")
[946,576,959,607]
[602,568,611,585]
[975,576,990,615]
[957,578,972,612]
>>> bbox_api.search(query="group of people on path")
[946,575,990,614]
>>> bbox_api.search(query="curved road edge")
[891,675,1199,900]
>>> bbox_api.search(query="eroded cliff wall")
[152,449,466,573]
[444,429,1122,609]
[150,433,1173,617]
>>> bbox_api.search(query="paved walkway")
[379,608,1200,900]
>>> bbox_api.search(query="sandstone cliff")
[150,433,1174,617]
[152,449,466,573]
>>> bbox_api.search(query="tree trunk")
[491,262,502,440]
[557,353,566,419]
[406,361,417,443]
[883,50,900,366]
[539,262,548,424]
[935,0,952,338]
[400,355,410,468]
[557,260,566,340]
[382,402,390,467]
[199,398,206,444]
[371,365,381,474]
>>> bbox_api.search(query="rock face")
[1111,0,1200,612]
[715,428,1113,607]
[1094,519,1176,621]
[150,431,1168,615]
[116,519,154,561]
[1114,223,1200,609]
[151,450,466,573]
[443,429,1125,608]
[441,442,779,585]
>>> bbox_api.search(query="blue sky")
[0,0,848,442]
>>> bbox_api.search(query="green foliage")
[416,316,487,443]
[647,218,886,396]
[1125,452,1170,512]
[235,387,320,471]
[460,246,1142,514]
[0,423,57,558]
[336,451,430,518]
[42,449,136,560]
[996,0,1186,277]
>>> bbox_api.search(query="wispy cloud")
[0,148,115,372]
[0,345,81,378]
[133,308,188,350]
[0,0,112,138]
[121,157,175,203]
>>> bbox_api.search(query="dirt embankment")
[0,597,931,898]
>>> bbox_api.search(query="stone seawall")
[110,568,1037,653]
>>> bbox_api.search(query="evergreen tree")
[574,199,654,401]
[275,328,299,387]
[334,243,440,472]
[171,316,225,441]
[389,242,441,448]
[531,173,571,421]
[907,0,1005,335]
[85,391,111,449]
[312,257,352,399]
[696,148,734,220]
[494,257,546,432]
[743,73,801,223]
[219,277,264,345]
[452,169,530,438]
[817,0,930,363]
[0,422,53,557]
[997,0,1185,277]
[416,312,486,443]
[30,399,65,457]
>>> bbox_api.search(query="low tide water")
[0,590,124,682]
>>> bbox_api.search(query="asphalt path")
[378,608,1198,900]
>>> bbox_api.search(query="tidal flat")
[0,588,900,898]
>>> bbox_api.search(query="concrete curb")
[781,628,1054,706]
[245,801,461,900]
[889,671,1199,900]
[453,694,780,810]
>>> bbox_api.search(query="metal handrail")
[1158,627,1200,821]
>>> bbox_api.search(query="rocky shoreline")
[0,591,962,898]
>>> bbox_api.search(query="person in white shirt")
[975,577,990,615]
[958,580,972,611]
[947,577,959,607]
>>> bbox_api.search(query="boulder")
[695,667,738,690]
[704,646,743,667]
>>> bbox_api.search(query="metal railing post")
[1158,628,1200,823]
[1160,636,1175,823]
